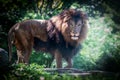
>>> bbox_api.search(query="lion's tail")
[8,28,14,62]
[8,24,18,62]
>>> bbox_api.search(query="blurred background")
[0,0,120,72]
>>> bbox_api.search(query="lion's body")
[8,9,89,68]
[8,20,50,63]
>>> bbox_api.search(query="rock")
[0,48,9,68]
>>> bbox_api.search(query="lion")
[8,9,89,68]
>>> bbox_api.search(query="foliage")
[0,64,118,80]
[30,50,53,68]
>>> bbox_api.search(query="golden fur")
[8,9,89,68]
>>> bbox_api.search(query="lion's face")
[61,18,83,41]
[69,18,83,40]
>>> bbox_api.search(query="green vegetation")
[30,50,53,68]
[1,64,119,80]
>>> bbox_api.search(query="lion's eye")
[77,24,81,26]
[70,24,74,27]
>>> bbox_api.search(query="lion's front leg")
[64,57,72,68]
[54,50,62,68]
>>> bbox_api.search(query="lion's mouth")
[71,36,79,40]
[70,32,79,40]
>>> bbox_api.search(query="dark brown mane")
[47,9,88,46]
[34,36,82,59]
[47,20,60,43]
[58,9,88,22]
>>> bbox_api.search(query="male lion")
[8,9,89,68]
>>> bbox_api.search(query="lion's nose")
[70,32,80,36]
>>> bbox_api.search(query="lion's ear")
[80,11,88,20]
[60,10,71,22]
